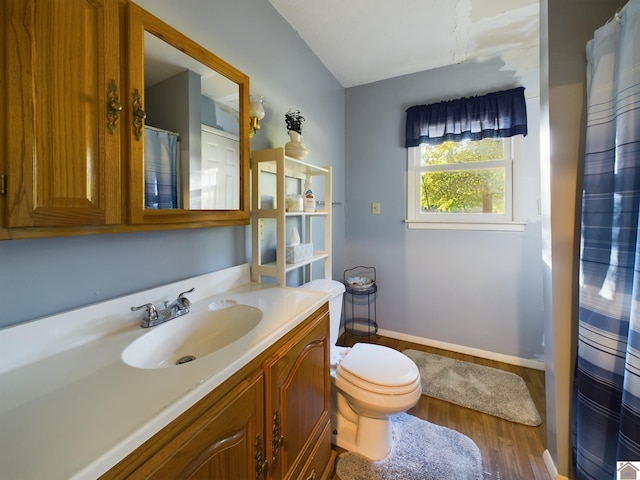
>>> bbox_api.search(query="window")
[407,136,524,230]
[404,87,528,230]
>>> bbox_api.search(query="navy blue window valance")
[405,86,528,147]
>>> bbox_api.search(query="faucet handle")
[177,288,195,309]
[131,302,158,324]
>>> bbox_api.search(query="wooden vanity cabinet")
[102,304,334,480]
[128,372,264,479]
[2,0,122,229]
[263,308,332,480]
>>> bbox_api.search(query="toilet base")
[332,410,392,460]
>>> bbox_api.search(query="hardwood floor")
[331,333,549,480]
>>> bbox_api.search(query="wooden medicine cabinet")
[0,0,250,239]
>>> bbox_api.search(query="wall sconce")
[249,95,266,137]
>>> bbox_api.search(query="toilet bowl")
[300,279,421,460]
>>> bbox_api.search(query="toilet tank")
[300,279,345,346]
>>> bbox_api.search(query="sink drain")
[176,355,196,365]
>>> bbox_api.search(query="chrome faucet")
[131,287,195,328]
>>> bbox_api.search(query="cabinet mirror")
[127,4,250,225]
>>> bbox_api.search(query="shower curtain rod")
[145,124,181,137]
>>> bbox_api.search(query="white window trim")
[406,136,526,232]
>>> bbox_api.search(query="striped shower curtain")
[574,1,640,478]
[144,127,179,209]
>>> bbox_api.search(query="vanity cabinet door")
[128,372,264,480]
[3,0,122,228]
[263,306,331,480]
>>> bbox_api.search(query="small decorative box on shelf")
[286,243,313,263]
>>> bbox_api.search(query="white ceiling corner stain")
[454,0,473,65]
[268,0,539,87]
[468,4,539,54]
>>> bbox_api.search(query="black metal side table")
[342,266,378,341]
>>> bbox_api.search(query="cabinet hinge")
[0,175,6,195]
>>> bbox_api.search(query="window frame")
[406,136,526,231]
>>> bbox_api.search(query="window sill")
[405,220,526,232]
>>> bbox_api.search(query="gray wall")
[0,0,345,328]
[344,56,544,361]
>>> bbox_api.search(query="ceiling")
[268,0,540,88]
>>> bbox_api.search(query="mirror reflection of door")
[199,126,239,210]
[143,31,240,211]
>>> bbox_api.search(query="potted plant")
[285,109,305,135]
[284,109,309,159]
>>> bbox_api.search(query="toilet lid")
[338,343,420,390]
[337,366,421,395]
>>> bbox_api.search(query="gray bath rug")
[403,349,541,426]
[335,412,483,480]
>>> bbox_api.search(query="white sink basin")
[122,304,263,369]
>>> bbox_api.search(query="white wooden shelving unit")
[251,147,331,285]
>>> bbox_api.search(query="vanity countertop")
[0,265,327,480]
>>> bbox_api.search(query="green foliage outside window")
[420,139,505,214]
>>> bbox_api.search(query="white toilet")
[301,279,422,460]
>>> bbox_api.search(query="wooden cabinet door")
[263,308,330,480]
[124,2,250,227]
[130,372,264,480]
[3,0,121,227]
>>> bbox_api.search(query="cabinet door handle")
[132,88,147,141]
[255,434,268,479]
[106,80,122,135]
[306,469,316,480]
[272,410,285,463]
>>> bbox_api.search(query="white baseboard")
[543,450,558,479]
[543,449,570,480]
[377,328,546,371]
